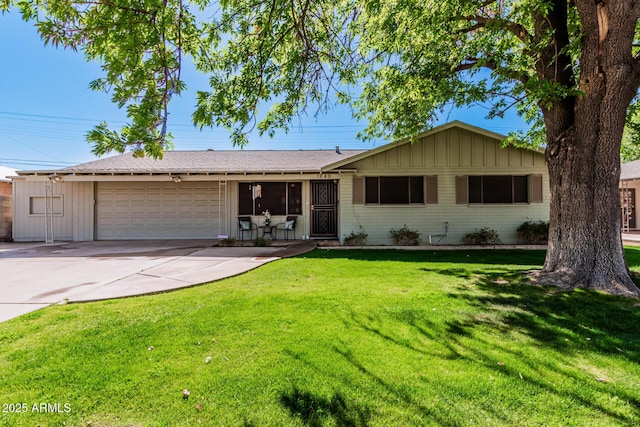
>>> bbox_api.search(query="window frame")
[467,175,529,205]
[28,195,64,216]
[365,176,425,205]
[238,182,302,215]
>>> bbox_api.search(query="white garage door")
[96,181,225,239]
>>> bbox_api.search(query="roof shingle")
[38,150,366,175]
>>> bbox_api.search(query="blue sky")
[0,10,529,171]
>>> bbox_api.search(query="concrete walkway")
[0,240,317,323]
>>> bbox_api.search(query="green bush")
[516,220,549,244]
[390,225,421,246]
[463,227,501,245]
[253,236,271,247]
[219,237,237,247]
[343,230,368,246]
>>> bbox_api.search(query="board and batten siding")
[338,126,550,245]
[12,180,94,242]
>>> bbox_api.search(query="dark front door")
[311,180,338,238]
[621,188,636,229]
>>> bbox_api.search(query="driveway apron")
[0,240,316,323]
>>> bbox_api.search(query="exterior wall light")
[171,175,182,183]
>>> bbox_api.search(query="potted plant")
[262,210,271,226]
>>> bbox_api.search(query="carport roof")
[18,149,366,176]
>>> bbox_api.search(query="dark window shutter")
[426,176,438,204]
[530,174,543,203]
[456,176,468,204]
[352,176,364,205]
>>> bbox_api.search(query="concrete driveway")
[0,240,316,323]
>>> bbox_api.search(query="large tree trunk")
[538,117,640,297]
[533,1,640,297]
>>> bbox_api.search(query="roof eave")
[18,169,343,177]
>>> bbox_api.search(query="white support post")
[45,181,54,244]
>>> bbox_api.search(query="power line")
[0,110,369,130]
[0,108,531,132]
[0,132,70,163]
[0,160,71,169]
[0,157,76,165]
[0,110,124,124]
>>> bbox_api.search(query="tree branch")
[454,57,532,85]
[460,15,531,43]
[454,58,496,72]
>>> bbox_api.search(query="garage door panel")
[114,194,131,203]
[114,207,130,216]
[147,217,163,226]
[97,181,223,239]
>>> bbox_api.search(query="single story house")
[12,121,550,244]
[0,166,16,241]
[620,160,640,231]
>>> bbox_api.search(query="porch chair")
[238,216,257,241]
[276,216,297,240]
[428,222,449,245]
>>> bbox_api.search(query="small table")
[259,225,276,239]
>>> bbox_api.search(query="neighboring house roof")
[621,159,640,181]
[18,150,367,176]
[0,166,17,182]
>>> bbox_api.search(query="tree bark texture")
[535,1,640,296]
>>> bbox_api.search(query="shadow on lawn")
[304,246,640,271]
[446,271,640,422]
[280,386,372,427]
[280,348,454,427]
[387,268,639,423]
[284,248,640,424]
[444,269,640,361]
[300,247,547,266]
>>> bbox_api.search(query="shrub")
[343,230,368,246]
[516,220,549,244]
[463,227,501,245]
[219,237,237,247]
[390,225,421,246]
[253,236,271,247]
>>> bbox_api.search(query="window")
[29,196,63,215]
[287,182,302,214]
[238,182,302,215]
[365,176,424,204]
[468,176,528,204]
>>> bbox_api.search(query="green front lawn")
[1,248,639,426]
